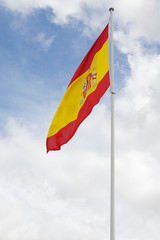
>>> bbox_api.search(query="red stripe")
[46,71,110,152]
[68,24,109,87]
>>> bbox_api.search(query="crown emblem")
[80,70,97,105]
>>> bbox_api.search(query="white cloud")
[34,32,55,50]
[113,0,160,43]
[1,0,160,42]
[0,116,110,239]
[114,42,160,239]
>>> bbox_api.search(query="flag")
[46,24,110,152]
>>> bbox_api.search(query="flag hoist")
[46,7,115,240]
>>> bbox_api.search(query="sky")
[0,0,160,240]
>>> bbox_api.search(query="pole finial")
[109,7,114,12]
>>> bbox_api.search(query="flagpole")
[109,7,115,240]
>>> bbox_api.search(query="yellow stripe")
[47,39,109,137]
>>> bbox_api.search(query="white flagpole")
[109,7,115,240]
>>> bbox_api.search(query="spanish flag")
[47,24,110,152]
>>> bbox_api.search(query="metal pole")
[109,7,115,240]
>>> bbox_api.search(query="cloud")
[0,0,110,36]
[34,32,55,50]
[1,0,160,42]
[113,0,160,43]
[114,41,160,239]
[0,114,110,239]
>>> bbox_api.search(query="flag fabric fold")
[46,24,110,152]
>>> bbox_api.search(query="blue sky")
[0,8,85,121]
[0,1,160,240]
